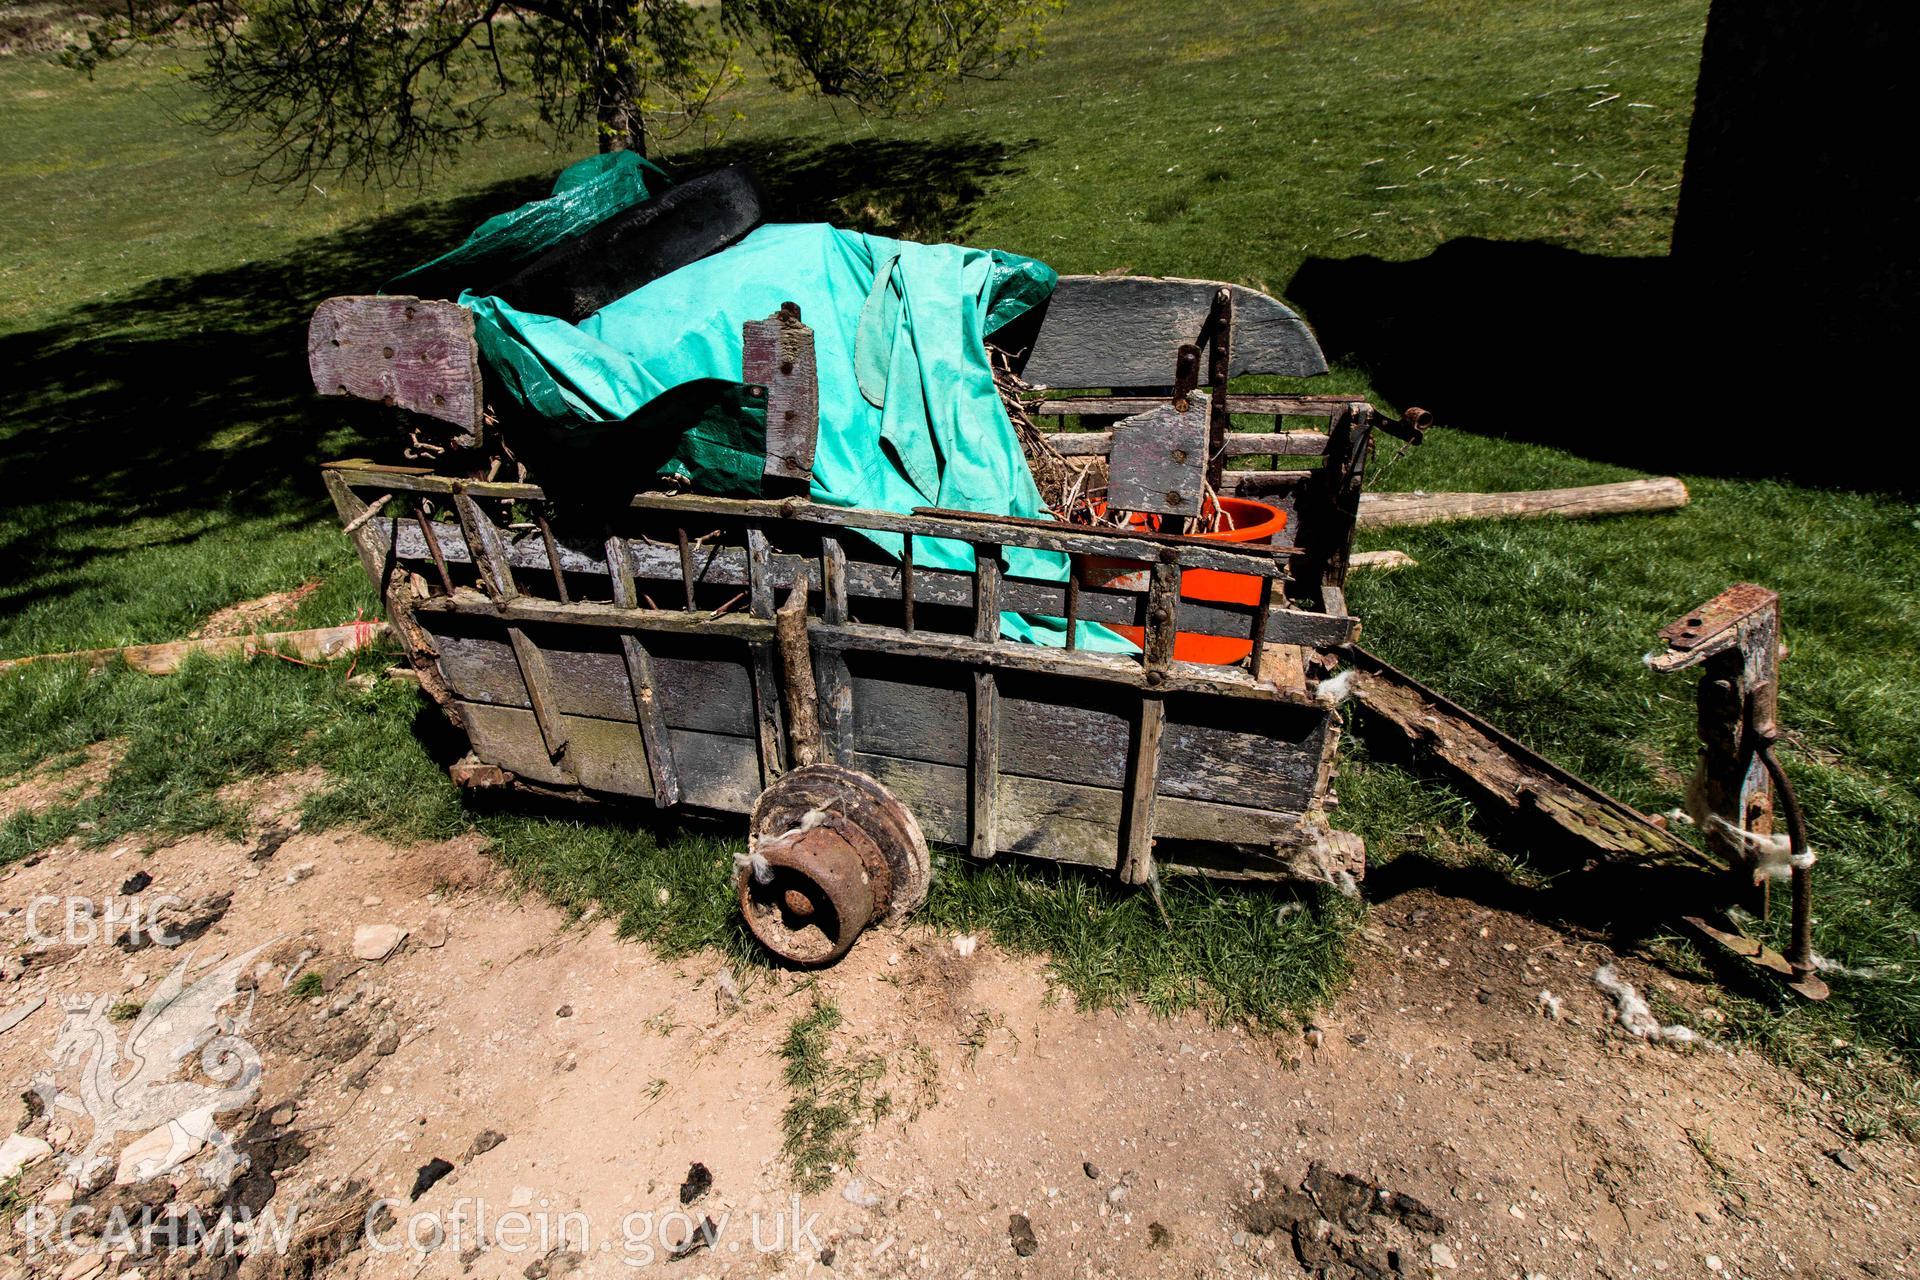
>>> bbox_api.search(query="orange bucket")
[1089,496,1288,665]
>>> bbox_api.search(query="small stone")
[1083,1161,1101,1181]
[287,863,317,884]
[120,870,153,895]
[1147,1221,1170,1248]
[1430,1243,1458,1269]
[421,910,452,948]
[1706,1257,1723,1273]
[373,1027,402,1056]
[1008,1213,1038,1257]
[0,955,23,982]
[353,924,407,962]
[466,1130,506,1161]
[0,1134,52,1180]
[1831,1148,1862,1172]
[114,1121,203,1185]
[555,1004,574,1018]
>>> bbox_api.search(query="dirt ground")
[1,764,1914,1280]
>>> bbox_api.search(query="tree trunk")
[596,38,646,155]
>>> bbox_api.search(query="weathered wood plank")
[1043,429,1330,459]
[506,627,572,770]
[742,304,820,484]
[427,627,757,735]
[1106,395,1211,517]
[970,547,1003,860]
[843,752,1302,862]
[339,466,1307,577]
[308,297,482,438]
[843,661,1331,811]
[390,523,1357,649]
[1121,696,1168,884]
[1021,277,1328,386]
[1345,647,1718,873]
[606,533,684,805]
[458,702,760,812]
[1034,394,1358,418]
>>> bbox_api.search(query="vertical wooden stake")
[605,533,682,806]
[971,543,1003,860]
[745,527,786,784]
[775,583,825,768]
[1122,556,1179,884]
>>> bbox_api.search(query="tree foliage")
[62,0,1063,188]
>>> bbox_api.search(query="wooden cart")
[312,276,1425,963]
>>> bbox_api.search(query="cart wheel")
[741,764,931,965]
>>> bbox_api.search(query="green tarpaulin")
[449,164,1125,649]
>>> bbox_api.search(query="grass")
[2,0,1918,1135]
[777,998,892,1192]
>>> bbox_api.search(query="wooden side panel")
[845,752,1297,866]
[425,624,757,737]
[459,703,760,812]
[1022,277,1328,387]
[842,656,1330,811]
[308,296,482,437]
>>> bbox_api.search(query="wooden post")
[1648,583,1782,910]
[744,527,787,784]
[775,583,825,768]
[971,544,1003,860]
[1121,556,1180,884]
[815,536,854,759]
[604,534,681,805]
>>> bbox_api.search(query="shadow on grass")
[0,133,1030,621]
[1287,238,1908,494]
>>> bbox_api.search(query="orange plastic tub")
[1088,496,1288,665]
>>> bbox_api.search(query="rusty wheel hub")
[740,764,930,966]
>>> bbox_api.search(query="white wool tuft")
[1594,964,1694,1045]
[1314,669,1357,707]
[1707,816,1815,883]
[1536,990,1563,1021]
[731,848,774,884]
[1812,953,1898,981]
[952,934,978,958]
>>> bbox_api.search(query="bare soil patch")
[0,774,1912,1279]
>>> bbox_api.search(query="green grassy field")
[4,0,1917,1134]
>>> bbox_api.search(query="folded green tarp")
[390,151,670,300]
[462,216,1128,650]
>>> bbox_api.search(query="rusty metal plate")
[1658,582,1778,653]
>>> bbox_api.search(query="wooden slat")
[507,627,572,770]
[605,534,682,806]
[452,492,517,600]
[971,546,1003,861]
[1034,394,1359,418]
[1042,429,1330,458]
[333,466,1306,578]
[1122,559,1180,884]
[308,297,482,439]
[744,527,784,784]
[390,521,1355,649]
[1021,277,1327,386]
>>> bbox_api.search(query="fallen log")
[1349,549,1417,572]
[1356,477,1687,529]
[0,622,391,676]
